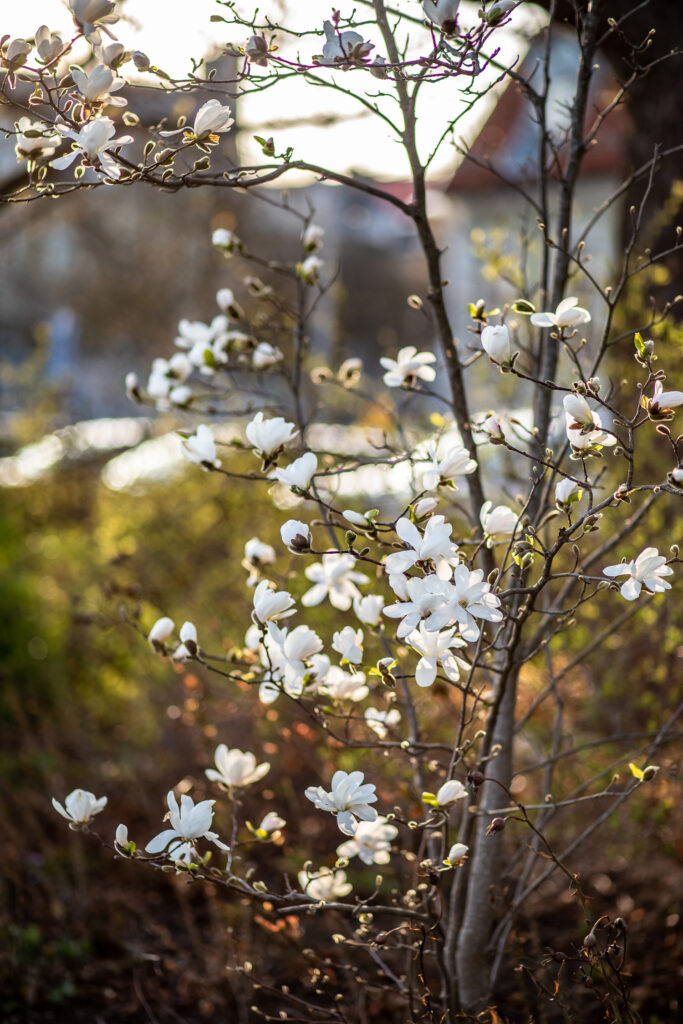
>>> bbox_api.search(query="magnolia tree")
[3,0,682,1019]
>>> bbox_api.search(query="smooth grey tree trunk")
[454,667,518,1012]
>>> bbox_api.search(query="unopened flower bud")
[369,55,388,79]
[481,324,511,364]
[486,816,506,836]
[212,227,239,253]
[125,371,141,401]
[245,34,269,66]
[280,519,312,552]
[132,50,150,71]
[484,1,516,25]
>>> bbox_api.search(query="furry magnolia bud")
[486,817,506,836]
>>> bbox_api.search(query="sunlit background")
[3,1,547,178]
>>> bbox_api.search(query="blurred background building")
[0,27,627,471]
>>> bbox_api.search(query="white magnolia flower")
[305,769,378,835]
[603,547,673,601]
[422,0,460,33]
[252,342,283,369]
[94,40,126,67]
[480,502,518,545]
[446,842,469,865]
[303,223,324,251]
[52,117,133,179]
[563,393,595,431]
[266,622,324,690]
[302,553,369,610]
[281,519,312,552]
[380,346,436,388]
[430,565,503,642]
[173,620,198,661]
[269,452,317,490]
[145,791,228,855]
[14,118,60,160]
[244,537,276,567]
[418,441,477,491]
[52,788,107,825]
[530,297,591,330]
[481,324,511,364]
[148,616,175,648]
[436,779,468,806]
[180,424,221,469]
[353,594,384,626]
[71,64,126,106]
[384,515,459,581]
[320,665,369,702]
[364,707,401,739]
[337,816,398,865]
[2,38,31,72]
[407,623,469,686]
[565,409,615,452]
[206,745,270,788]
[332,626,364,664]
[299,868,352,901]
[646,381,683,416]
[212,227,239,252]
[481,415,504,441]
[246,412,298,458]
[147,353,193,400]
[174,317,229,365]
[257,811,286,834]
[318,20,373,66]
[35,26,64,64]
[165,99,234,139]
[555,478,581,507]
[252,579,296,624]
[383,573,453,639]
[69,0,119,41]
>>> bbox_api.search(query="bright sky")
[3,1,547,180]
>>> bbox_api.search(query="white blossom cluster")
[30,0,682,989]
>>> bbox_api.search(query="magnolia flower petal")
[620,577,642,601]
[529,312,556,327]
[145,829,178,854]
